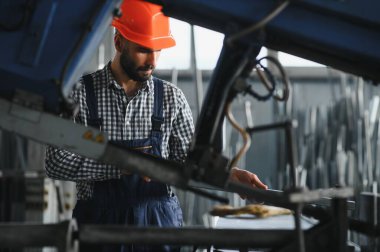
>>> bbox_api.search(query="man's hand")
[142,176,151,182]
[229,167,268,199]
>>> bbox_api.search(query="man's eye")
[139,48,151,53]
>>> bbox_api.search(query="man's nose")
[146,51,159,66]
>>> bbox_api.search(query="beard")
[120,48,154,82]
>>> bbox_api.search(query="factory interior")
[0,0,379,251]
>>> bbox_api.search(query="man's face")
[119,40,161,82]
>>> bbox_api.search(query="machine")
[0,0,379,251]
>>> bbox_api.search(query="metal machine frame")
[1,0,380,251]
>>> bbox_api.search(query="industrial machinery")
[0,0,379,251]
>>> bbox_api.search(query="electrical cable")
[256,55,290,101]
[227,0,290,44]
[225,101,251,168]
[255,62,275,92]
[225,54,291,169]
[245,61,276,101]
[0,0,34,32]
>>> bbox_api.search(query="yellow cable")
[225,102,251,168]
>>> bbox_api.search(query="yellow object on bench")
[210,204,292,218]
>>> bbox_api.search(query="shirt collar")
[104,62,154,94]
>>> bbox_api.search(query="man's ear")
[114,33,124,53]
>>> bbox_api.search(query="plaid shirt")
[45,63,194,200]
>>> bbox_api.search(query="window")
[278,52,324,67]
[157,19,190,69]
[159,18,327,70]
[159,18,227,70]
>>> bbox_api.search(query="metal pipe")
[101,144,189,188]
[246,120,299,187]
[285,121,299,188]
[331,198,348,252]
[226,181,292,209]
[190,25,204,116]
[80,225,294,248]
[0,220,77,252]
[0,221,295,250]
[294,204,306,252]
[227,182,353,208]
[246,121,292,134]
[349,218,380,237]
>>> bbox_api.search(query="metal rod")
[80,225,294,248]
[246,121,290,134]
[0,169,45,178]
[0,221,295,250]
[0,220,77,251]
[101,144,189,188]
[349,218,380,237]
[268,189,356,210]
[190,25,204,116]
[226,181,292,209]
[294,204,305,252]
[246,120,299,187]
[332,198,348,252]
[227,182,353,207]
[226,0,290,44]
[285,121,299,188]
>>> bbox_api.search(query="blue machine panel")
[0,0,121,113]
[1,0,380,114]
[150,0,380,84]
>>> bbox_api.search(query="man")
[45,0,267,251]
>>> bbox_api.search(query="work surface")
[214,214,318,230]
[210,214,318,252]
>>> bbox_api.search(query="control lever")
[262,189,356,211]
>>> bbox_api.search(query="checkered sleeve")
[45,146,120,181]
[44,81,121,182]
[168,88,195,163]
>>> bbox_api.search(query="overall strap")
[83,74,102,129]
[151,77,164,132]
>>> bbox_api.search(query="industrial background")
[0,1,379,252]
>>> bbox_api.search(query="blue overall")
[72,75,183,252]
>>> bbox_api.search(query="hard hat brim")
[113,19,176,50]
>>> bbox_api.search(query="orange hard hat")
[112,0,176,50]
